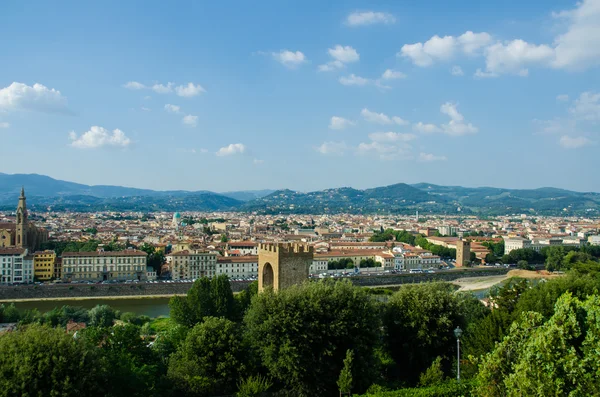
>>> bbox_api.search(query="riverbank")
[0,294,187,303]
[0,268,509,301]
[451,269,563,292]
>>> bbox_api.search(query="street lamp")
[454,326,463,381]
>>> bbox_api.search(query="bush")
[236,375,273,397]
[356,380,473,397]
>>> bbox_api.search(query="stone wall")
[0,268,508,301]
[349,268,509,287]
[0,281,251,301]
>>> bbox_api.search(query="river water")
[9,287,493,319]
[12,297,172,318]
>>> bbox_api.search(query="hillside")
[1,173,599,214]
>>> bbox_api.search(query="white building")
[589,235,600,246]
[310,259,328,274]
[0,248,33,284]
[62,249,148,282]
[216,256,258,278]
[168,251,217,280]
[226,241,258,256]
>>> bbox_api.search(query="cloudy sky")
[1,0,599,192]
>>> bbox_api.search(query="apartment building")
[216,256,258,277]
[504,236,585,255]
[0,248,33,284]
[226,241,258,256]
[33,250,56,281]
[62,248,148,282]
[168,250,217,280]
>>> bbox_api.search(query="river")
[12,297,171,318]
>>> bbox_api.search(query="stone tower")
[258,243,314,292]
[456,240,470,267]
[16,187,28,248]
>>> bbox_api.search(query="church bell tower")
[16,187,28,248]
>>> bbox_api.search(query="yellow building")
[33,250,56,281]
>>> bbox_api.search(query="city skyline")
[1,0,599,192]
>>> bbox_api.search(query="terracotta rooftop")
[0,248,26,255]
[62,249,147,257]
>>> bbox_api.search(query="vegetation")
[2,251,600,396]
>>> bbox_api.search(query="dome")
[173,212,181,219]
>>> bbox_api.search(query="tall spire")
[20,186,25,198]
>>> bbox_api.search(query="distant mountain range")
[1,173,599,215]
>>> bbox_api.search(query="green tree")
[337,349,354,396]
[168,317,247,396]
[544,246,565,272]
[383,283,469,384]
[88,304,116,327]
[475,293,600,396]
[419,356,445,387]
[151,323,189,365]
[516,260,530,270]
[244,280,380,396]
[220,234,228,243]
[169,275,237,327]
[0,324,103,396]
[82,323,163,397]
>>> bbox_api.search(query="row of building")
[0,247,153,284]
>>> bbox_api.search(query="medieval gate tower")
[258,243,314,292]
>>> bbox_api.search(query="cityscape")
[2,0,600,395]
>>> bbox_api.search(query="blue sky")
[1,0,599,192]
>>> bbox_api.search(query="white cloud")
[552,0,600,70]
[368,132,416,142]
[559,135,593,149]
[398,2,600,76]
[319,46,359,71]
[329,116,355,130]
[441,120,478,136]
[69,126,131,149]
[483,40,554,76]
[458,31,493,55]
[175,83,206,97]
[474,68,498,78]
[152,83,173,94]
[361,108,408,125]
[318,60,344,72]
[272,50,306,68]
[164,104,181,114]
[556,94,570,102]
[419,152,447,162]
[0,82,69,114]
[413,102,477,136]
[440,102,464,122]
[182,115,198,127]
[413,122,442,133]
[346,11,395,26]
[200,148,209,154]
[570,91,600,121]
[357,141,412,160]
[0,122,9,128]
[329,45,360,63]
[123,81,146,90]
[316,141,347,155]
[392,116,410,126]
[141,107,151,112]
[451,66,464,76]
[381,69,406,80]
[339,74,370,86]
[399,31,491,67]
[216,143,246,156]
[253,159,264,165]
